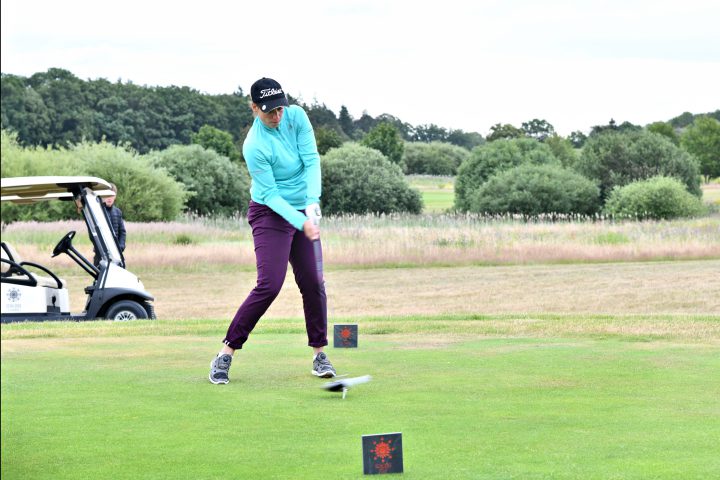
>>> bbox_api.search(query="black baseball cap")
[250,77,289,112]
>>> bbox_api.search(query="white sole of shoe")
[209,376,229,384]
[209,360,230,384]
[312,370,336,378]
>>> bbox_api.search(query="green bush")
[603,176,706,220]
[576,130,701,200]
[468,164,601,216]
[1,130,81,222]
[402,141,469,175]
[321,143,422,215]
[455,138,559,211]
[544,135,579,168]
[1,132,186,222]
[146,144,250,217]
[360,122,405,168]
[71,142,186,222]
[191,125,241,162]
[680,115,720,180]
[314,126,345,155]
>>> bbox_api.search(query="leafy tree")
[486,123,524,141]
[646,121,679,145]
[544,135,578,168]
[360,121,405,168]
[74,142,187,221]
[669,111,696,129]
[446,129,484,150]
[576,129,701,201]
[0,68,489,158]
[27,68,95,147]
[192,124,241,162]
[569,130,587,148]
[412,124,448,142]
[468,164,601,216]
[321,143,422,215]
[353,112,377,136]
[402,141,470,175]
[680,116,720,180]
[146,144,250,216]
[0,130,81,222]
[0,74,53,146]
[455,138,559,211]
[521,119,555,141]
[603,176,705,220]
[314,126,344,155]
[1,131,185,222]
[589,119,641,137]
[303,101,341,133]
[338,105,355,138]
[376,114,413,140]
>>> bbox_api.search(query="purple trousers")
[223,202,327,349]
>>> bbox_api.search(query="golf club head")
[322,375,372,392]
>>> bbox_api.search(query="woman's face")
[256,105,284,129]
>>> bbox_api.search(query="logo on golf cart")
[7,288,21,303]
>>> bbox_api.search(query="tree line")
[1,68,718,223]
[0,68,485,154]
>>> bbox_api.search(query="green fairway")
[3,316,719,479]
[407,175,455,212]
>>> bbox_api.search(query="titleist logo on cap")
[250,77,289,113]
[259,88,283,99]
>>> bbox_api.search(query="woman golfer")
[209,77,336,384]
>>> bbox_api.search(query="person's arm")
[294,107,322,207]
[245,144,308,230]
[116,208,127,251]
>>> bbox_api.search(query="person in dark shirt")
[93,183,126,266]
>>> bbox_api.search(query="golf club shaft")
[313,239,323,284]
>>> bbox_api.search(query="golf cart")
[1,176,155,323]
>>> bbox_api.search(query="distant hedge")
[402,141,469,175]
[576,130,701,200]
[603,176,706,220]
[1,130,186,223]
[321,143,422,215]
[147,144,250,216]
[468,164,601,216]
[455,138,559,211]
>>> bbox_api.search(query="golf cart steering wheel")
[52,231,77,257]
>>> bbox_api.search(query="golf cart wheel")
[105,300,149,321]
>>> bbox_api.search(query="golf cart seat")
[1,242,66,289]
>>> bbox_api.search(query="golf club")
[323,375,372,399]
[308,204,324,284]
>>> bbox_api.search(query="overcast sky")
[2,0,719,136]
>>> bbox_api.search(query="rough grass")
[4,215,719,272]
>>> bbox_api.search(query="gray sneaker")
[209,353,232,384]
[312,352,336,378]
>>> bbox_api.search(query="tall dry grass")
[3,214,719,270]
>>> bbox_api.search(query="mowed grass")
[3,316,720,479]
[408,174,455,212]
[2,188,719,478]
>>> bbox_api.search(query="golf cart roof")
[1,176,115,204]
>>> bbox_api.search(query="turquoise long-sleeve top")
[242,105,321,230]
